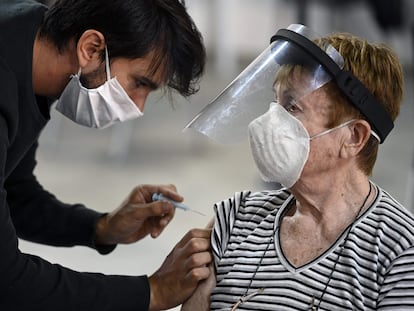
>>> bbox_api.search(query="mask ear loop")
[76,46,111,79]
[370,130,380,142]
[310,119,381,142]
[104,45,111,81]
[310,119,356,140]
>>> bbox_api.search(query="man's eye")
[134,78,158,91]
[135,80,146,88]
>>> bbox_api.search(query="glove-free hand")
[95,184,181,245]
[148,228,212,311]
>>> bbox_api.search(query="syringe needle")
[152,193,205,216]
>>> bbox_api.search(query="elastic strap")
[104,45,111,81]
[270,29,393,143]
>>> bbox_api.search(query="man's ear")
[341,119,371,158]
[76,30,106,70]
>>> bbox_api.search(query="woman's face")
[274,71,350,181]
[274,69,334,135]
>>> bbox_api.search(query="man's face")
[80,52,165,112]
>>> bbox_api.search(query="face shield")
[185,24,393,144]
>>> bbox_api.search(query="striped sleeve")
[378,246,414,310]
[212,191,250,266]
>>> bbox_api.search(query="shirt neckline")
[273,184,380,273]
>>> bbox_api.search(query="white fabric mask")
[55,46,143,128]
[248,102,355,188]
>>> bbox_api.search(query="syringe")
[152,193,206,216]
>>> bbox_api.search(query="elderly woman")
[182,25,414,310]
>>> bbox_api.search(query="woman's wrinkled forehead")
[273,65,319,101]
[274,65,335,122]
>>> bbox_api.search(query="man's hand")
[95,184,180,246]
[148,228,212,311]
[180,263,216,311]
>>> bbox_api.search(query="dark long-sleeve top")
[0,0,150,309]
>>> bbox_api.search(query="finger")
[130,201,175,221]
[160,212,174,226]
[186,265,212,283]
[150,214,175,238]
[186,251,212,268]
[180,236,211,260]
[147,185,184,203]
[158,186,183,203]
[127,185,154,203]
[130,184,180,203]
[176,228,212,248]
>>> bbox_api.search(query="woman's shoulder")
[369,185,414,246]
[214,188,291,216]
[244,188,291,205]
[375,187,414,223]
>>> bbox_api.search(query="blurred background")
[23,0,414,309]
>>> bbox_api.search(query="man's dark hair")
[38,0,205,96]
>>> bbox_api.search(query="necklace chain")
[230,234,274,311]
[311,182,373,310]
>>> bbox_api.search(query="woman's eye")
[286,103,298,113]
[281,98,299,113]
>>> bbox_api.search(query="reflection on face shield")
[184,24,341,144]
[274,65,382,142]
[185,23,392,144]
[274,65,318,105]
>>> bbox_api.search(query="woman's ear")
[76,30,106,70]
[341,119,371,158]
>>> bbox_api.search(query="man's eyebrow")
[138,76,160,90]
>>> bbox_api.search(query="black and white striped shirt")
[211,184,414,310]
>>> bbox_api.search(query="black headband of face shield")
[270,29,394,143]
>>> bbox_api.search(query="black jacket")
[0,0,149,309]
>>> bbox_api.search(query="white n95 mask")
[248,102,355,188]
[55,46,143,128]
[248,102,310,188]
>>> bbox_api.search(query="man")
[0,0,211,310]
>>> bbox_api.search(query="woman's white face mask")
[248,102,355,188]
[55,46,143,129]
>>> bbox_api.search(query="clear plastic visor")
[184,24,344,144]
